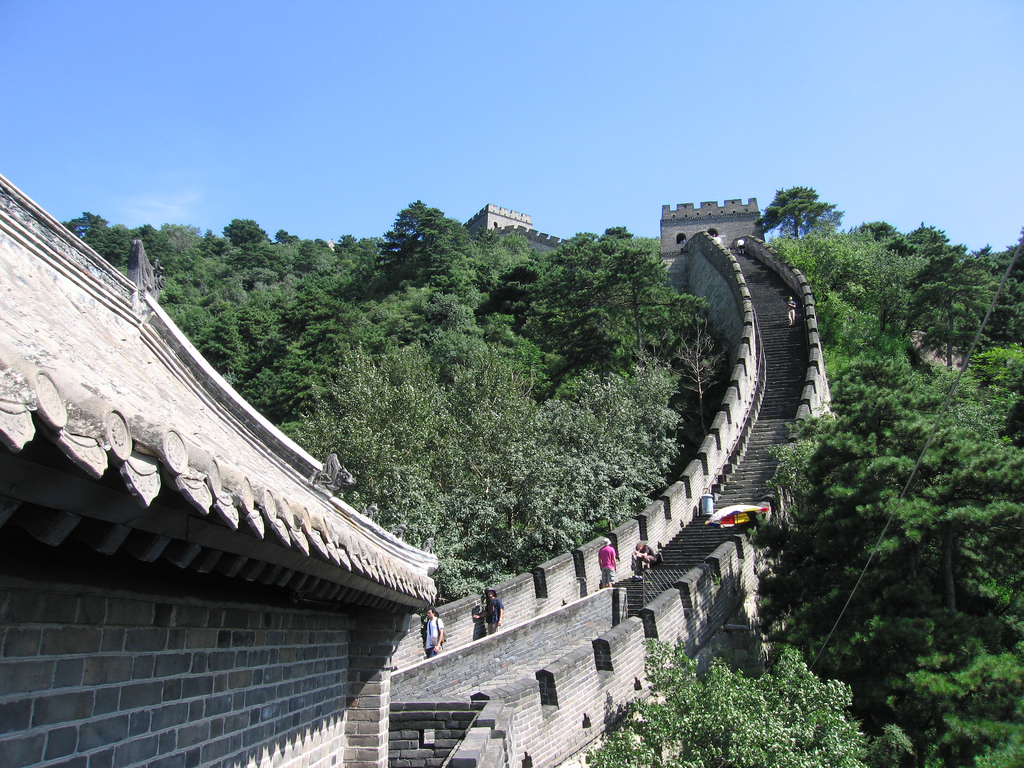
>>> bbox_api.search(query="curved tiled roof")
[0,174,437,610]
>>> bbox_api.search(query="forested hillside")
[589,191,1024,768]
[754,217,1024,768]
[65,203,720,598]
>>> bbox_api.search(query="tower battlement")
[660,197,762,255]
[662,198,759,220]
[466,204,562,252]
[466,204,533,235]
[486,204,532,225]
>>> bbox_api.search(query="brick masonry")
[0,574,406,768]
[388,701,485,767]
[660,199,762,256]
[388,543,757,768]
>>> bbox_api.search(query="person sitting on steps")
[632,541,658,581]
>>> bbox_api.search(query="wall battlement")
[662,198,759,219]
[497,224,563,250]
[466,203,562,252]
[466,203,532,234]
[486,204,532,225]
[661,196,763,255]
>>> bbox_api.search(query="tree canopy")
[760,223,1024,768]
[758,185,843,238]
[590,642,870,768]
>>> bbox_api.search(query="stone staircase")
[618,250,808,615]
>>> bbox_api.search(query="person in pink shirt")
[598,538,618,588]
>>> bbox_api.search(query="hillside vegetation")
[756,219,1024,768]
[66,204,721,598]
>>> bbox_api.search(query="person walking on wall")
[786,296,798,326]
[599,538,618,588]
[480,588,503,635]
[424,607,445,658]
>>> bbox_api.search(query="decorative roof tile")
[0,174,437,610]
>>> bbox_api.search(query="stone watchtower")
[465,204,563,252]
[466,204,534,236]
[660,198,762,255]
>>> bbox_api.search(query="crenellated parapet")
[494,224,563,252]
[661,197,763,256]
[662,198,760,219]
[465,203,533,235]
[466,203,563,252]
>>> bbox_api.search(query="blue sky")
[3,1,1021,253]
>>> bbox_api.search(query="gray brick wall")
[387,544,758,768]
[742,236,831,419]
[388,701,484,767]
[392,590,619,702]
[660,199,762,256]
[0,580,402,768]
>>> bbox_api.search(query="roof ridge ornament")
[127,238,165,300]
[309,453,356,494]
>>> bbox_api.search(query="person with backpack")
[424,607,445,658]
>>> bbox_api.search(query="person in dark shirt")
[476,588,503,634]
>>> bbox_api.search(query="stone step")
[618,251,808,616]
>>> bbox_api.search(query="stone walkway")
[617,249,808,615]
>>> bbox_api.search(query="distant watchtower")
[466,204,533,236]
[660,198,762,255]
[466,204,563,252]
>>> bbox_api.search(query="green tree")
[64,211,108,240]
[160,223,202,255]
[379,201,477,296]
[980,239,1024,347]
[223,218,270,246]
[770,229,925,351]
[670,314,726,436]
[62,212,133,269]
[293,347,680,598]
[589,642,869,768]
[908,226,993,368]
[758,358,1024,766]
[528,230,704,388]
[221,219,284,285]
[758,186,843,238]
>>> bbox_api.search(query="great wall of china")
[0,180,829,768]
[386,209,831,767]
